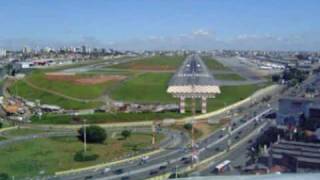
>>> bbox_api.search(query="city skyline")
[1,0,320,51]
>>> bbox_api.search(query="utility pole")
[191,57,196,167]
[83,119,87,153]
[227,123,232,151]
[152,121,156,146]
[175,165,178,179]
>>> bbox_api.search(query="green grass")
[181,84,262,112]
[4,128,48,137]
[22,71,116,99]
[111,72,261,106]
[110,55,185,70]
[9,80,102,110]
[202,56,230,70]
[31,112,186,124]
[0,136,6,141]
[207,84,263,112]
[31,83,267,125]
[0,133,162,178]
[110,72,176,103]
[214,73,246,81]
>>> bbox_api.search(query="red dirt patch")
[45,72,126,85]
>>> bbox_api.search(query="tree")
[306,86,316,94]
[0,122,2,129]
[121,130,131,139]
[183,123,192,131]
[78,125,107,143]
[0,173,9,180]
[271,74,280,82]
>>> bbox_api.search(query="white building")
[22,47,32,54]
[0,48,6,57]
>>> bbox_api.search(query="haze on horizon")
[1,0,320,51]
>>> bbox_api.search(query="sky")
[0,0,320,51]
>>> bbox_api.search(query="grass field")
[110,55,185,70]
[201,56,230,70]
[207,84,264,112]
[0,136,6,141]
[111,72,261,105]
[9,80,102,109]
[214,73,246,81]
[31,112,186,124]
[0,132,162,178]
[17,71,117,99]
[31,83,265,124]
[171,122,223,140]
[4,128,48,137]
[110,72,176,103]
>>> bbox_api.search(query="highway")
[51,103,273,180]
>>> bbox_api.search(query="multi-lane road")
[52,102,274,180]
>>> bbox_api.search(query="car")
[114,169,124,175]
[184,159,192,164]
[150,170,158,175]
[103,168,111,174]
[141,156,149,161]
[159,165,167,170]
[238,131,242,134]
[84,176,93,180]
[215,147,220,151]
[121,176,130,180]
[139,155,150,165]
[218,134,224,139]
[248,139,253,144]
[234,136,239,140]
[180,157,188,161]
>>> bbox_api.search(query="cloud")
[192,29,211,37]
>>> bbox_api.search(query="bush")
[0,173,9,180]
[78,125,107,143]
[0,122,2,129]
[121,130,131,139]
[74,150,99,162]
[183,123,192,131]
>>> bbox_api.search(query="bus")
[213,160,231,174]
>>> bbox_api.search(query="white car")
[103,168,111,174]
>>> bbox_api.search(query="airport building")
[167,54,220,114]
[269,140,320,171]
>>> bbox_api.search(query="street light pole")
[83,119,87,153]
[175,165,178,179]
[191,57,196,168]
[152,121,156,146]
